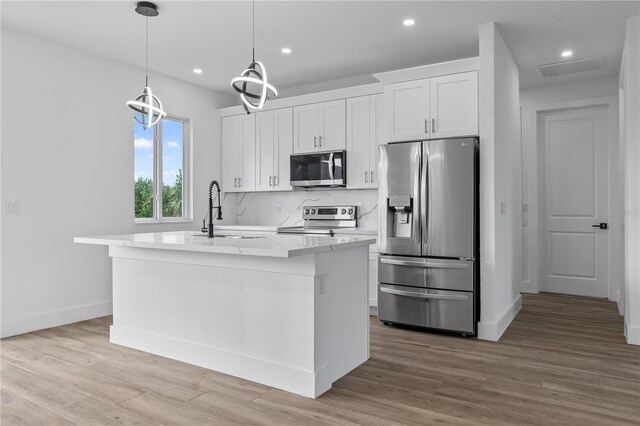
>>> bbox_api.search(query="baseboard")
[1,300,112,338]
[624,320,640,346]
[477,295,522,342]
[110,325,323,398]
[520,280,538,294]
[369,304,378,316]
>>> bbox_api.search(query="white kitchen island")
[74,231,375,398]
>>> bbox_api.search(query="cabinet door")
[255,110,275,191]
[318,99,346,151]
[274,108,293,191]
[293,104,319,153]
[369,93,385,188]
[384,79,430,143]
[239,113,256,191]
[346,96,371,189]
[429,71,478,138]
[221,116,241,193]
[369,251,378,308]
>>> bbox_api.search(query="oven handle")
[380,286,468,300]
[380,257,469,269]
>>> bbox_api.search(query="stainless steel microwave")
[290,150,346,188]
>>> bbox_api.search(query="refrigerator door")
[378,142,422,256]
[422,138,477,259]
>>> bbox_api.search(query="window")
[134,115,191,222]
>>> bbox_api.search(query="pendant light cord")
[252,0,255,61]
[145,16,149,86]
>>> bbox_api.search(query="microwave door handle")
[328,152,334,181]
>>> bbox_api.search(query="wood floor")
[1,293,639,425]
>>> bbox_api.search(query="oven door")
[290,151,345,187]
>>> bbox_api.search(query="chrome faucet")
[208,180,222,238]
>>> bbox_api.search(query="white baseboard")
[477,295,522,342]
[369,305,378,316]
[1,300,112,338]
[520,280,538,294]
[110,325,324,398]
[624,320,640,346]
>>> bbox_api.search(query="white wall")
[520,76,620,298]
[0,29,236,337]
[477,22,522,341]
[619,16,640,345]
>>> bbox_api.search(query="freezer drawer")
[378,255,474,291]
[378,284,475,334]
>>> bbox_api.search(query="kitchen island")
[74,231,375,398]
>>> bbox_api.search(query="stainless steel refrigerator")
[377,138,478,335]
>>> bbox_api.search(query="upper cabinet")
[384,71,478,142]
[347,94,384,189]
[293,100,346,153]
[256,108,293,192]
[221,114,256,193]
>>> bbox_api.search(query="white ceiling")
[2,1,638,97]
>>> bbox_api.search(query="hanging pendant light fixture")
[127,2,166,128]
[231,0,278,114]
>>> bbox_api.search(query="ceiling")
[2,1,638,97]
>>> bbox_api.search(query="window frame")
[135,114,192,224]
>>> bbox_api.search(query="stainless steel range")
[277,205,357,236]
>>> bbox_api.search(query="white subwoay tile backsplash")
[236,189,379,229]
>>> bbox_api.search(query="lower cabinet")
[369,249,379,310]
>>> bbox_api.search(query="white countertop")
[75,231,375,258]
[216,225,377,236]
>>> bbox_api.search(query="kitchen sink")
[191,234,265,239]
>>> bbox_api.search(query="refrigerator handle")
[421,144,429,253]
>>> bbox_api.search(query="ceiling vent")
[536,57,604,78]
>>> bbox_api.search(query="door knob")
[592,223,608,229]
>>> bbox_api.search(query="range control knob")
[311,209,316,214]
[341,208,347,214]
[304,209,310,215]
[348,208,354,215]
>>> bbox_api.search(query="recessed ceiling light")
[281,47,292,54]
[403,19,415,26]
[193,68,203,74]
[561,50,573,58]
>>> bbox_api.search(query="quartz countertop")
[74,231,375,258]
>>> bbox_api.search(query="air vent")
[536,57,604,78]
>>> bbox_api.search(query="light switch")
[6,201,20,215]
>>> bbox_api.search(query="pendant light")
[127,2,166,128]
[231,0,278,114]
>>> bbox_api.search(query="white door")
[369,93,385,188]
[239,113,256,191]
[221,116,241,193]
[274,108,292,191]
[318,99,346,151]
[430,71,478,138]
[293,104,318,153]
[347,96,371,189]
[541,106,609,297]
[255,110,275,191]
[384,79,429,143]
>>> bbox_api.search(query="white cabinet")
[221,114,256,192]
[346,94,384,189]
[256,108,293,192]
[384,71,477,142]
[369,249,378,309]
[293,100,346,153]
[430,72,478,139]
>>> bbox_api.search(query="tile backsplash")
[236,189,379,230]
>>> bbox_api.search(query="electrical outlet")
[522,203,529,213]
[6,201,20,215]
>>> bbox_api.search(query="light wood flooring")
[1,293,639,425]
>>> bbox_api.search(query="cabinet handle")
[364,171,368,183]
[274,175,278,186]
[319,135,322,147]
[314,136,317,147]
[238,177,242,187]
[425,119,428,133]
[371,170,374,183]
[432,118,436,133]
[269,176,273,186]
[234,177,237,188]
